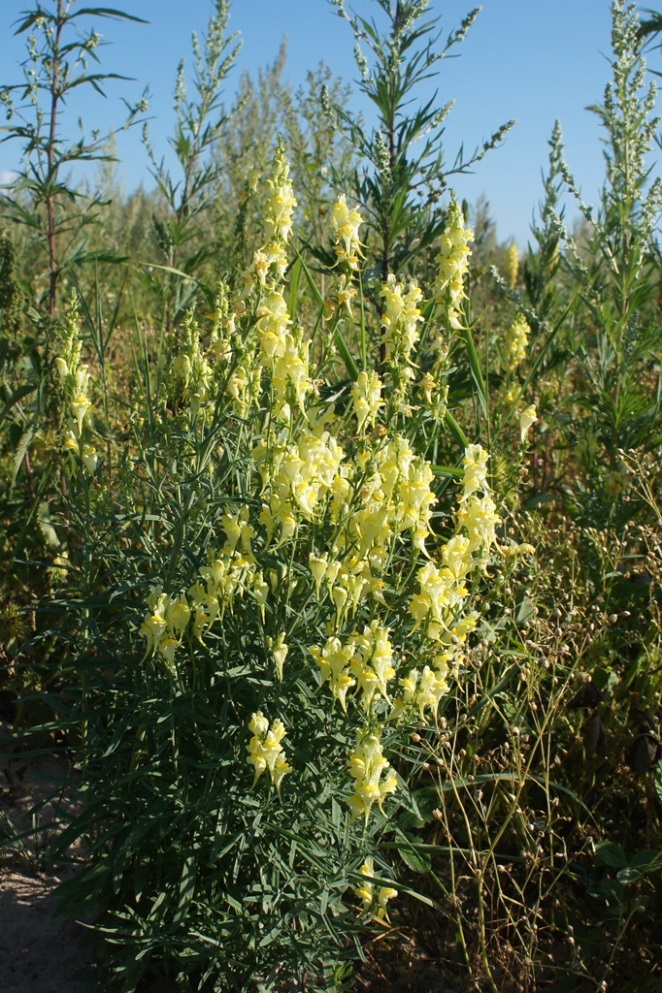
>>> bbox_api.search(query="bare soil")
[0,733,95,993]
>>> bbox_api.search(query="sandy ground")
[0,736,95,993]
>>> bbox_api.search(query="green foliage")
[325,0,514,284]
[142,0,242,328]
[0,0,147,314]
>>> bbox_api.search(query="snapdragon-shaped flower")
[330,193,363,269]
[309,551,329,596]
[504,314,530,371]
[140,587,191,674]
[347,726,397,823]
[256,289,291,365]
[196,547,256,614]
[70,369,93,437]
[81,444,98,474]
[457,445,499,562]
[220,506,255,561]
[355,857,398,920]
[409,559,468,639]
[381,275,423,371]
[374,436,436,550]
[310,636,356,711]
[462,444,489,500]
[519,403,538,443]
[238,145,296,303]
[349,620,396,712]
[262,426,346,547]
[186,512,264,635]
[263,145,297,245]
[324,274,357,319]
[267,632,289,681]
[433,195,474,330]
[395,663,450,721]
[247,711,291,793]
[351,370,383,432]
[271,332,314,419]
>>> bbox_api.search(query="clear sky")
[0,0,655,246]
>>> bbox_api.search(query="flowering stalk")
[432,196,474,332]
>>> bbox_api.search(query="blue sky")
[0,0,655,246]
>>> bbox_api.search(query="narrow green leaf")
[461,325,488,416]
[443,410,468,447]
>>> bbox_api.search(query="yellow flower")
[347,727,397,823]
[263,147,297,244]
[331,194,364,268]
[505,315,530,371]
[166,596,191,638]
[81,445,98,474]
[350,621,395,711]
[140,612,167,656]
[354,858,398,920]
[247,712,292,793]
[351,370,383,432]
[310,636,356,711]
[64,430,79,455]
[433,195,474,329]
[506,241,519,288]
[458,493,499,559]
[355,859,375,913]
[55,356,69,381]
[381,275,423,368]
[267,632,289,681]
[519,404,538,443]
[462,444,489,500]
[309,552,328,595]
[71,393,92,436]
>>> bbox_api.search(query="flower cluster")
[457,444,500,564]
[350,436,437,556]
[310,619,395,714]
[55,309,97,472]
[330,193,363,269]
[140,587,191,674]
[247,711,291,792]
[504,314,530,371]
[263,146,297,245]
[300,434,440,629]
[396,662,451,721]
[347,727,397,823]
[355,857,398,919]
[234,148,316,423]
[381,275,423,379]
[257,423,346,547]
[171,316,213,417]
[189,511,268,635]
[140,506,269,669]
[351,369,383,432]
[433,196,474,330]
[400,444,499,717]
[506,241,519,288]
